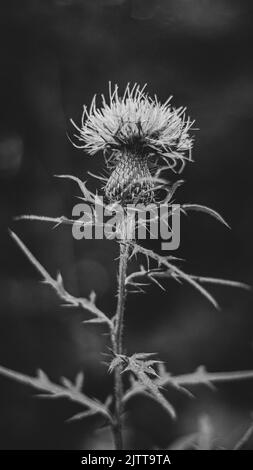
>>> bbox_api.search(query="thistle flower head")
[71,83,194,204]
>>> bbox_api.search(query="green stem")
[112,241,129,450]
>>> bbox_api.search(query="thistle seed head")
[71,83,194,204]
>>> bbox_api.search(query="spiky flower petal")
[71,83,194,204]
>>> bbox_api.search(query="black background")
[0,0,253,450]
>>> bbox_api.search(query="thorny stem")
[112,241,129,450]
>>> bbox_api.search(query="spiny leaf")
[55,174,93,202]
[9,231,112,328]
[0,364,113,422]
[108,356,125,373]
[14,215,75,227]
[190,275,251,291]
[182,204,230,229]
[132,244,220,309]
[115,353,176,419]
[124,365,253,408]
[162,179,184,203]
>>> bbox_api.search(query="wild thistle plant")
[2,83,253,450]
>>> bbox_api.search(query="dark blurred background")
[0,0,253,450]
